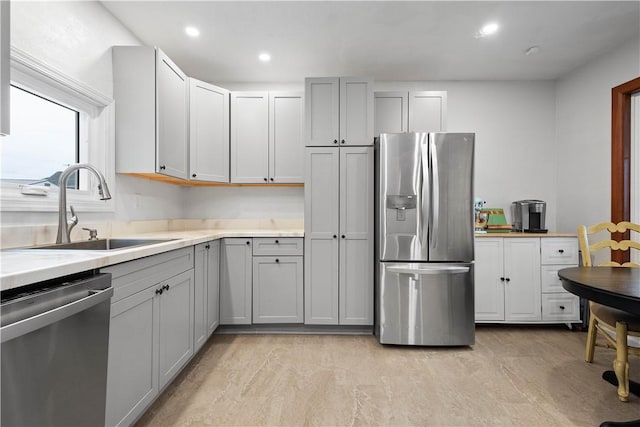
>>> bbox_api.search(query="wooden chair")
[578,221,640,402]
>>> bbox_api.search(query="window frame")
[2,47,115,213]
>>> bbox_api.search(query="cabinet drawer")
[541,264,578,293]
[540,238,578,265]
[541,293,580,321]
[102,247,194,303]
[252,237,303,256]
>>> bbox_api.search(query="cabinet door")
[304,148,339,324]
[193,243,208,352]
[269,91,304,183]
[374,91,408,136]
[0,0,9,136]
[504,238,541,321]
[340,77,374,146]
[220,238,253,324]
[230,92,269,183]
[305,77,339,146]
[106,286,159,427]
[253,256,303,323]
[339,147,374,325]
[158,270,194,390]
[408,91,447,132]
[474,238,505,321]
[206,241,220,336]
[189,79,229,182]
[156,48,188,179]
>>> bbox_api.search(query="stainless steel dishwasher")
[1,272,113,427]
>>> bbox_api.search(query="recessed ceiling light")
[185,26,200,38]
[524,46,541,56]
[475,22,499,38]
[258,52,271,62]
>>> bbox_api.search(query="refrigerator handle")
[387,265,470,275]
[420,139,430,251]
[429,138,440,251]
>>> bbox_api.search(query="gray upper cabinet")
[230,92,269,183]
[374,92,408,136]
[231,91,303,184]
[269,91,304,183]
[189,79,229,183]
[113,46,188,179]
[408,91,447,132]
[305,77,373,146]
[374,91,447,135]
[304,147,374,325]
[0,0,9,136]
[220,238,253,324]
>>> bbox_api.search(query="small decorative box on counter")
[482,208,512,233]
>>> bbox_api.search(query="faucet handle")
[68,205,79,236]
[82,227,98,240]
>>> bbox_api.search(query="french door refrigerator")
[375,132,475,346]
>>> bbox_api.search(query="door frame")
[611,76,640,263]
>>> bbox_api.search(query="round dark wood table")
[558,267,640,427]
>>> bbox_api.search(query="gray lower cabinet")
[157,270,195,390]
[253,249,303,323]
[220,238,253,324]
[103,247,194,427]
[194,240,220,352]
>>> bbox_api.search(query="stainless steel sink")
[28,238,175,251]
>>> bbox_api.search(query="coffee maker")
[512,200,547,233]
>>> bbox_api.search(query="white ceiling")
[101,1,640,84]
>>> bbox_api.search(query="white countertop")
[1,228,304,291]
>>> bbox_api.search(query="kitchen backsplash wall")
[183,186,304,220]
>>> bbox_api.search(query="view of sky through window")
[1,86,79,188]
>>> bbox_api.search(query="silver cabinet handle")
[1,287,113,343]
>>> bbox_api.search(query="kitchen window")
[1,48,115,212]
[2,85,81,190]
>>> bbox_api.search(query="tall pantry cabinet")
[304,77,374,326]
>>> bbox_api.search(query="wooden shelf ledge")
[122,173,304,187]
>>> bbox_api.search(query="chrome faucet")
[56,164,112,244]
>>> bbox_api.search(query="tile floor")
[136,325,639,426]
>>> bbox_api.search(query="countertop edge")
[475,232,576,238]
[1,229,304,291]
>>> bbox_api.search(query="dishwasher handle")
[1,286,114,343]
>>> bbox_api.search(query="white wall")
[555,37,640,234]
[7,1,184,224]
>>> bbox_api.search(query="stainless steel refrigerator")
[375,132,475,346]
